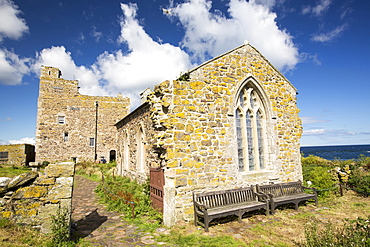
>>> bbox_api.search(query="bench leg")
[204,214,209,232]
[238,210,243,223]
[294,201,299,210]
[270,203,275,214]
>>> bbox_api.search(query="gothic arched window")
[235,83,266,172]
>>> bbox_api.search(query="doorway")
[109,150,116,162]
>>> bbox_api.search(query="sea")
[300,144,370,161]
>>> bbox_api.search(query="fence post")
[131,203,135,219]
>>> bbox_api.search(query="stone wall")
[115,103,160,183]
[114,44,303,226]
[150,44,302,225]
[0,144,35,166]
[36,66,130,163]
[0,162,75,233]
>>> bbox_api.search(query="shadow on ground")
[71,209,107,240]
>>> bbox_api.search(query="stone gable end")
[116,44,303,226]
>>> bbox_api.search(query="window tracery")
[235,82,267,172]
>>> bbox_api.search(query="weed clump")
[47,207,75,247]
[95,174,162,229]
[301,216,370,246]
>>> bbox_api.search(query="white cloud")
[302,0,332,16]
[90,26,102,42]
[170,0,299,71]
[303,128,357,136]
[301,116,329,125]
[0,117,12,121]
[32,46,108,96]
[8,137,35,145]
[303,129,328,136]
[0,0,28,42]
[311,24,347,43]
[94,3,192,105]
[32,4,192,108]
[340,3,352,20]
[0,48,30,85]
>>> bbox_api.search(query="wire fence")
[314,185,339,192]
[306,183,370,197]
[341,184,370,196]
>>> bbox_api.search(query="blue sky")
[0,0,369,147]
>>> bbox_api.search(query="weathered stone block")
[12,186,48,199]
[7,172,38,190]
[44,162,75,177]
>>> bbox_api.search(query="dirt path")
[71,175,168,246]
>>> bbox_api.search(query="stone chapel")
[114,43,303,226]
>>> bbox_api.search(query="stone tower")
[35,66,130,163]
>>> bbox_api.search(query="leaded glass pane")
[257,111,264,169]
[236,109,244,170]
[246,111,254,170]
[250,91,255,108]
[239,92,244,107]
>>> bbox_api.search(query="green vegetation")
[0,218,48,246]
[301,216,370,247]
[300,154,370,246]
[95,174,162,229]
[0,164,32,177]
[177,72,190,81]
[301,155,370,198]
[46,208,74,247]
[156,232,247,247]
[301,155,338,197]
[347,155,370,196]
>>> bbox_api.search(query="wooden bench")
[256,180,318,214]
[193,186,269,231]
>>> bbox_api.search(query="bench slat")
[193,186,269,231]
[256,180,318,214]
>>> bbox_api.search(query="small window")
[89,138,95,147]
[0,152,8,159]
[64,132,68,142]
[58,116,65,124]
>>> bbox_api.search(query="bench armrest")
[255,192,269,201]
[193,200,208,210]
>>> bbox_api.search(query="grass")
[156,231,247,246]
[0,218,49,246]
[0,164,32,177]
